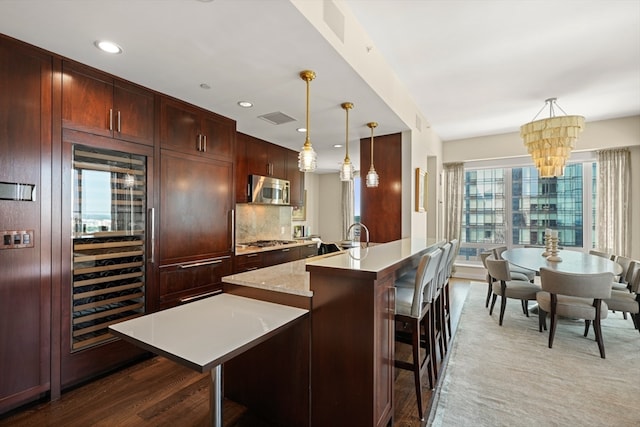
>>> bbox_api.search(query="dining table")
[109,293,308,427]
[502,247,623,276]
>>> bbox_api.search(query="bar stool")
[394,248,442,421]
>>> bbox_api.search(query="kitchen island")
[222,237,443,427]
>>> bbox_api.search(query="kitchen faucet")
[346,222,370,248]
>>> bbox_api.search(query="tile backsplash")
[236,204,292,243]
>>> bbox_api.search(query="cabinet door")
[287,149,305,207]
[159,150,233,265]
[0,38,52,413]
[113,81,154,145]
[159,98,199,153]
[246,136,269,176]
[300,243,318,259]
[235,133,249,203]
[267,143,287,178]
[200,113,235,161]
[233,252,263,273]
[62,62,113,138]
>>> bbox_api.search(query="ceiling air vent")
[258,111,296,125]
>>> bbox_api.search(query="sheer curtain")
[443,163,464,242]
[596,148,631,256]
[342,179,354,239]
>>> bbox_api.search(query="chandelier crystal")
[340,102,354,181]
[520,98,584,178]
[298,70,317,172]
[365,122,379,187]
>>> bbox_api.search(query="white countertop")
[223,237,442,297]
[109,293,308,373]
[306,237,442,272]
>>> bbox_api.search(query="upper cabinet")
[286,149,305,207]
[247,136,287,178]
[159,97,234,162]
[236,132,303,205]
[62,61,154,146]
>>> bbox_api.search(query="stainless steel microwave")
[249,175,290,205]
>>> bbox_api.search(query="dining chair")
[480,251,497,308]
[493,245,536,282]
[537,268,614,358]
[610,255,635,292]
[393,248,443,421]
[589,249,611,259]
[485,257,541,326]
[595,261,640,332]
[434,242,453,357]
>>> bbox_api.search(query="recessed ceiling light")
[333,144,343,148]
[200,83,211,89]
[94,40,122,54]
[237,101,253,108]
[296,127,307,133]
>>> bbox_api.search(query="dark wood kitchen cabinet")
[262,246,301,267]
[156,149,234,309]
[286,149,305,207]
[0,36,53,414]
[246,135,287,178]
[300,242,318,258]
[235,132,304,205]
[159,97,234,161]
[234,252,264,273]
[62,61,154,146]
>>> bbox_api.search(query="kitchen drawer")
[300,243,319,259]
[158,256,232,309]
[263,246,301,267]
[234,252,264,273]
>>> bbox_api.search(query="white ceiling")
[1,0,638,173]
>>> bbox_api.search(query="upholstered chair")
[393,249,443,421]
[480,251,496,308]
[443,238,458,341]
[597,261,640,332]
[486,257,541,326]
[537,268,614,358]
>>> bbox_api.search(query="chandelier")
[340,102,354,181]
[520,98,584,178]
[365,122,379,187]
[298,70,317,172]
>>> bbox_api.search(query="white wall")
[444,115,640,259]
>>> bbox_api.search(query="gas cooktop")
[241,240,298,248]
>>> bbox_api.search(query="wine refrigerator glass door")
[70,144,147,351]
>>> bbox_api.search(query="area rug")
[429,283,640,427]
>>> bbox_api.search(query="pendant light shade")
[340,102,354,181]
[520,98,584,178]
[298,70,317,172]
[365,122,379,188]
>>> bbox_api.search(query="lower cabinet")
[234,252,263,273]
[300,243,318,259]
[158,256,232,309]
[263,246,301,267]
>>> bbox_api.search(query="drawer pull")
[179,289,222,303]
[179,259,222,269]
[246,253,259,258]
[281,248,290,252]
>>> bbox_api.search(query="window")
[458,161,596,263]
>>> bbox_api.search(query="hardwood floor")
[0,280,471,427]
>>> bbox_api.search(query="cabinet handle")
[229,209,234,251]
[196,134,202,151]
[149,208,155,264]
[117,110,121,133]
[281,248,290,252]
[179,289,222,304]
[109,109,113,131]
[179,259,223,269]
[246,267,259,271]
[246,253,259,258]
[202,135,207,152]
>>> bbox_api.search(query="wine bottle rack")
[71,145,147,351]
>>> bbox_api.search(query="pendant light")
[340,102,354,181]
[365,122,379,187]
[298,70,317,172]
